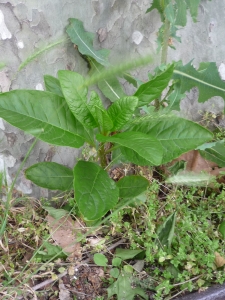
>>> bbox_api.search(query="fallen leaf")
[215,252,225,267]
[46,215,82,260]
[59,281,71,300]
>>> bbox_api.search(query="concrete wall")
[0,0,224,197]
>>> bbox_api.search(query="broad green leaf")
[89,58,125,102]
[43,206,69,220]
[219,221,225,239]
[157,212,176,250]
[175,0,187,26]
[115,248,144,260]
[110,268,120,278]
[135,64,174,107]
[93,253,108,267]
[95,106,113,132]
[112,257,122,267]
[120,147,151,166]
[25,162,73,191]
[73,161,119,220]
[97,132,163,166]
[130,115,213,163]
[44,75,64,97]
[0,90,85,148]
[173,61,225,103]
[199,142,225,167]
[116,175,149,198]
[58,70,97,128]
[107,96,138,131]
[66,18,109,66]
[108,272,148,300]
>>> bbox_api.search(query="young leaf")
[66,18,109,66]
[116,175,149,198]
[43,206,68,220]
[58,70,97,128]
[108,272,148,300]
[173,61,225,103]
[135,64,174,107]
[219,221,225,239]
[157,212,176,250]
[199,142,225,167]
[93,253,108,267]
[95,106,113,132]
[73,161,119,220]
[96,131,163,166]
[44,75,64,97]
[25,162,73,191]
[35,241,67,262]
[107,96,138,131]
[130,115,213,163]
[88,91,104,122]
[89,58,125,102]
[0,90,86,148]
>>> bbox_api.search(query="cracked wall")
[0,0,224,197]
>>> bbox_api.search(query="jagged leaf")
[199,142,225,167]
[25,162,73,191]
[107,96,138,131]
[185,0,200,22]
[135,64,174,107]
[175,0,187,26]
[74,161,119,220]
[173,61,225,103]
[116,175,149,198]
[130,115,213,163]
[97,132,163,166]
[66,18,109,66]
[89,58,125,102]
[0,90,85,147]
[165,2,175,24]
[58,70,97,128]
[44,75,64,97]
[146,0,165,20]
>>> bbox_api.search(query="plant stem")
[99,142,107,168]
[161,18,170,65]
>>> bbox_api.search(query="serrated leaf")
[157,212,176,250]
[175,0,187,26]
[73,161,119,220]
[115,248,144,260]
[58,70,97,128]
[95,106,113,132]
[165,2,175,24]
[173,61,225,103]
[0,90,85,148]
[108,272,148,300]
[130,115,213,163]
[66,18,109,66]
[166,89,185,111]
[116,175,149,198]
[185,0,200,22]
[199,142,225,167]
[25,162,73,191]
[146,0,165,20]
[96,131,163,166]
[44,75,64,97]
[135,64,174,107]
[89,58,125,102]
[107,96,138,131]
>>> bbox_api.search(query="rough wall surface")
[0,0,224,197]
